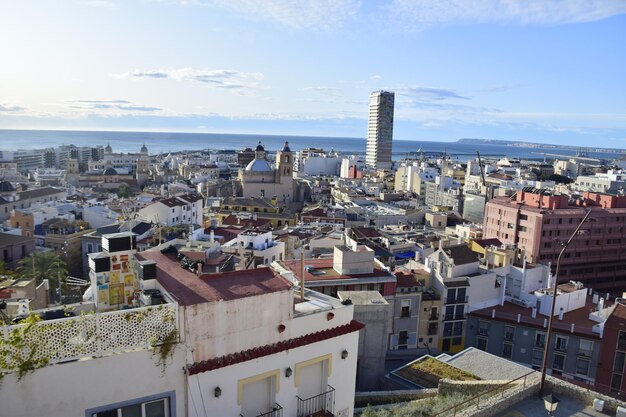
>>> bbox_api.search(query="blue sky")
[1,0,626,147]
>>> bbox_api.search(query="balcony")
[254,403,283,417]
[428,313,438,321]
[554,344,568,353]
[578,349,593,358]
[478,328,489,337]
[443,313,466,322]
[535,340,546,349]
[504,333,514,342]
[444,296,468,305]
[297,385,335,417]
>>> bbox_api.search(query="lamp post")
[539,208,593,397]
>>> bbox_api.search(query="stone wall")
[459,374,542,417]
[438,379,522,397]
[354,389,438,407]
[545,375,626,414]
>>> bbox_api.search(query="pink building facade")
[484,189,626,293]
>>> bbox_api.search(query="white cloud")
[199,0,361,29]
[370,74,382,80]
[388,0,626,27]
[67,99,162,113]
[114,68,263,93]
[0,103,25,112]
[396,86,470,101]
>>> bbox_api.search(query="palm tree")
[17,251,68,291]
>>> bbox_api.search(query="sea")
[0,129,622,162]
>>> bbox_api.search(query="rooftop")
[469,294,606,338]
[136,250,292,306]
[278,258,393,283]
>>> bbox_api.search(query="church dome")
[103,167,118,176]
[255,141,265,152]
[245,159,272,172]
[0,180,14,192]
[140,144,148,154]
[105,143,112,153]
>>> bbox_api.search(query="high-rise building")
[483,188,626,293]
[366,90,394,170]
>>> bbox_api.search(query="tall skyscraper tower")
[366,90,394,170]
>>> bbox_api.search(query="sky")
[1,0,626,147]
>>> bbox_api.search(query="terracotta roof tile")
[187,320,364,375]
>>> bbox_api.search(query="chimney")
[606,292,610,301]
[210,229,214,243]
[532,306,537,319]
[558,307,564,321]
[517,313,521,323]
[593,294,599,304]
[491,309,495,318]
[588,288,592,295]
[598,297,605,311]
[571,323,575,333]
[543,318,547,328]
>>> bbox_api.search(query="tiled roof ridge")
[187,320,364,376]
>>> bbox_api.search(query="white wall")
[0,348,186,417]
[187,331,358,417]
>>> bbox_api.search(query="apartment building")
[138,193,203,227]
[483,188,626,293]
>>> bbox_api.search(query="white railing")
[1,303,178,370]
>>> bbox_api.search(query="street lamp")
[539,208,592,397]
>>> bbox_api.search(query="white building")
[1,233,361,417]
[365,90,394,170]
[296,148,341,176]
[138,193,204,227]
[340,155,365,179]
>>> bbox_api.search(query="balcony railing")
[504,333,514,342]
[578,349,593,358]
[478,328,489,337]
[297,385,335,417]
[427,326,438,336]
[256,403,283,417]
[535,340,546,348]
[428,313,438,321]
[443,314,467,322]
[444,296,468,305]
[555,343,568,353]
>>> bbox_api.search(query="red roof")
[394,271,427,288]
[135,251,292,306]
[469,295,606,339]
[187,320,364,375]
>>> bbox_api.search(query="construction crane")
[476,150,487,187]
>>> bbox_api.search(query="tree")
[17,252,68,291]
[0,260,17,277]
[117,183,132,198]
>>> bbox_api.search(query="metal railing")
[444,296,468,304]
[429,371,537,417]
[428,313,439,321]
[577,348,593,357]
[257,403,283,417]
[443,313,467,321]
[504,333,514,342]
[297,385,335,417]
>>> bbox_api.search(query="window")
[504,326,515,342]
[400,300,411,318]
[614,352,626,373]
[553,354,565,371]
[579,339,594,357]
[555,336,568,352]
[452,337,462,346]
[612,373,623,392]
[576,358,590,376]
[502,343,513,359]
[535,332,546,348]
[478,321,489,337]
[532,349,544,367]
[90,397,170,417]
[398,331,408,349]
[619,331,626,351]
[477,338,487,351]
